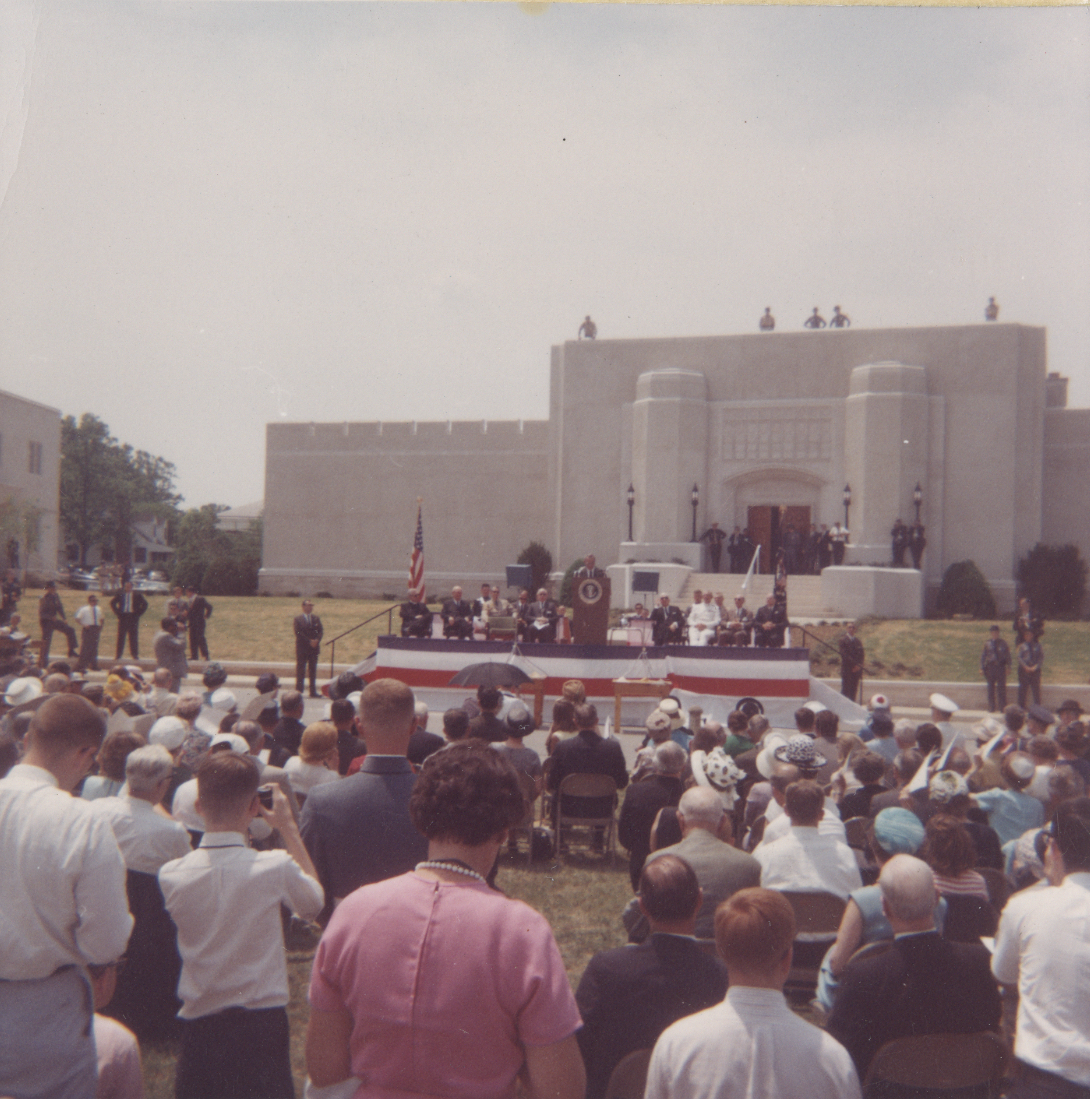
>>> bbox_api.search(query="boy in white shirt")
[159,751,323,1098]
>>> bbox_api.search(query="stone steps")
[678,572,844,622]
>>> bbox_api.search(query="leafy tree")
[935,560,996,619]
[0,497,42,573]
[516,541,554,596]
[60,413,180,567]
[1016,543,1088,620]
[558,558,587,608]
[171,507,262,596]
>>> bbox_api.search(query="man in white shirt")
[92,744,191,1040]
[645,886,861,1099]
[0,694,133,1099]
[759,758,848,847]
[755,779,862,898]
[688,591,721,646]
[992,797,1090,1097]
[159,751,323,1099]
[74,592,105,672]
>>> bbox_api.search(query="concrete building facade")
[260,323,1090,613]
[0,389,61,579]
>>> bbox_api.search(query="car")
[134,577,171,595]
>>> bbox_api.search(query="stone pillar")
[631,369,708,544]
[843,363,930,560]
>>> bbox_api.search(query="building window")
[28,441,42,475]
[133,547,147,564]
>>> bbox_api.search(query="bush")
[516,541,554,596]
[936,560,996,619]
[1017,543,1088,620]
[558,558,586,608]
[201,554,259,596]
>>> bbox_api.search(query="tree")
[935,560,996,619]
[516,541,554,596]
[0,497,42,573]
[171,506,262,596]
[60,413,181,567]
[1016,543,1088,620]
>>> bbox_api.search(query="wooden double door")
[746,505,810,573]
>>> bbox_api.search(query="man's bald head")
[879,855,938,926]
[677,785,725,833]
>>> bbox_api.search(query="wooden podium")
[572,575,610,645]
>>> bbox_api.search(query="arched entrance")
[746,505,811,573]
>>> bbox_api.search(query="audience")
[618,740,687,890]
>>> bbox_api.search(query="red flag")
[408,505,424,598]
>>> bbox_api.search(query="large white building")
[260,322,1090,613]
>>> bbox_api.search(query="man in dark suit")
[753,593,787,648]
[618,741,686,890]
[838,621,865,701]
[185,586,213,660]
[38,580,79,664]
[110,580,149,660]
[399,589,433,639]
[299,679,427,924]
[548,703,629,824]
[439,586,474,640]
[293,599,323,697]
[574,554,606,580]
[650,595,685,646]
[526,588,559,643]
[826,854,1001,1081]
[577,855,728,1099]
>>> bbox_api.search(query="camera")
[257,785,275,811]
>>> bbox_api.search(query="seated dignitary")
[440,586,474,640]
[299,678,428,922]
[399,588,433,638]
[753,593,787,647]
[631,785,761,942]
[992,797,1090,1099]
[91,744,191,1040]
[547,702,629,824]
[618,741,687,890]
[513,588,533,640]
[755,778,862,898]
[650,594,685,645]
[719,594,753,646]
[687,590,721,646]
[0,693,134,1099]
[305,741,585,1099]
[577,855,728,1099]
[645,888,862,1099]
[826,854,1001,1081]
[525,588,559,643]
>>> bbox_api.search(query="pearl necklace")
[416,859,489,886]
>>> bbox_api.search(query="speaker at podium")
[572,575,610,645]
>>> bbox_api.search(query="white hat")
[869,694,890,711]
[803,700,826,714]
[209,732,249,755]
[149,715,188,751]
[4,676,43,708]
[207,687,237,712]
[929,693,958,715]
[755,731,791,780]
[656,698,684,730]
[691,748,745,809]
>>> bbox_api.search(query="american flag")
[408,504,425,598]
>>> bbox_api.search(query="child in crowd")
[159,752,323,1099]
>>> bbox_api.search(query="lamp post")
[691,484,699,542]
[626,484,635,542]
[843,484,852,531]
[913,482,923,524]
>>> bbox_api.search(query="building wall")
[0,389,61,578]
[260,419,550,596]
[1043,408,1090,558]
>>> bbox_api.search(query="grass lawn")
[140,853,634,1098]
[24,586,1089,684]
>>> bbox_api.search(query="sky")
[1,1,1087,511]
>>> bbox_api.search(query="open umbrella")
[448,662,532,689]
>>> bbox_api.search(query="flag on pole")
[740,544,760,592]
[408,504,425,598]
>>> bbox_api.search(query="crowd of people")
[2,631,1089,1099]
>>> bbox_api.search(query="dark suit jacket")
[576,934,728,1099]
[618,774,684,889]
[294,612,324,652]
[649,604,684,645]
[299,755,427,922]
[407,728,445,765]
[188,595,212,630]
[273,715,305,757]
[548,730,629,804]
[826,930,1001,1080]
[441,598,472,625]
[110,590,149,621]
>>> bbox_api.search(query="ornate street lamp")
[691,484,700,542]
[626,484,635,541]
[843,484,852,531]
[913,482,923,524]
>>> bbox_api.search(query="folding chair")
[507,771,538,866]
[863,1031,1007,1098]
[843,816,870,851]
[555,773,618,863]
[780,890,847,1000]
[487,615,517,642]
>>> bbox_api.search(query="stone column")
[631,369,708,545]
[843,362,930,560]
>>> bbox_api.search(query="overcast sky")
[1,2,1086,510]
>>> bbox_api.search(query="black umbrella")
[448,662,532,689]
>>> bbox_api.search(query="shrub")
[1017,543,1088,620]
[516,541,554,596]
[936,560,996,619]
[202,554,259,596]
